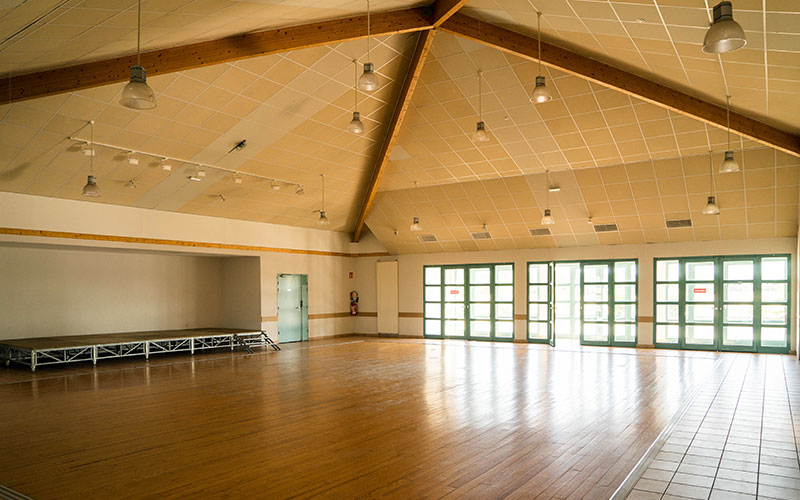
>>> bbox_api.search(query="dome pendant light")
[703,151,720,215]
[719,95,740,173]
[347,60,365,134]
[540,170,555,225]
[358,0,379,91]
[316,174,330,226]
[703,1,746,54]
[82,120,101,197]
[473,71,490,142]
[530,11,552,104]
[120,0,156,109]
[410,181,422,231]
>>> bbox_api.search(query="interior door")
[468,266,492,339]
[548,262,555,347]
[277,274,304,343]
[581,262,611,345]
[721,258,755,350]
[443,267,466,338]
[683,259,718,349]
[527,262,551,344]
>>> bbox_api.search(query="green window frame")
[423,263,514,342]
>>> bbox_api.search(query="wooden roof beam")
[351,29,436,243]
[440,13,800,158]
[431,0,470,27]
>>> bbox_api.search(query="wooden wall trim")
[261,312,354,322]
[638,316,654,323]
[399,312,424,318]
[0,227,390,258]
[357,312,378,317]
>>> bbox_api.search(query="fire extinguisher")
[350,290,359,316]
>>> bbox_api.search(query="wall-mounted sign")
[693,288,706,293]
[450,289,460,294]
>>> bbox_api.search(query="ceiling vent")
[470,231,492,240]
[529,228,551,236]
[666,218,692,228]
[593,223,618,233]
[418,234,437,243]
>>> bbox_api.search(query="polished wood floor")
[0,337,744,499]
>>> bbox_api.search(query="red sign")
[349,272,353,278]
[693,288,706,293]
[450,289,460,294]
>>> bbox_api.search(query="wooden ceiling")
[0,0,798,253]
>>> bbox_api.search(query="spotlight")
[233,173,243,184]
[160,159,172,171]
[271,180,280,191]
[296,185,304,195]
[126,152,139,165]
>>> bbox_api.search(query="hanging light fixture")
[473,70,490,143]
[315,174,330,226]
[540,169,555,225]
[703,1,746,54]
[719,95,740,173]
[530,11,552,104]
[358,0,379,91]
[348,60,365,134]
[703,151,721,215]
[120,0,156,109]
[82,120,101,197]
[410,181,422,231]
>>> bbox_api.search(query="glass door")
[759,256,790,352]
[444,267,466,338]
[527,262,552,344]
[721,258,755,350]
[581,262,611,345]
[684,259,718,349]
[469,266,492,339]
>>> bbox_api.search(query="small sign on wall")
[693,288,706,293]
[349,272,353,278]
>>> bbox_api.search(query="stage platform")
[0,328,280,371]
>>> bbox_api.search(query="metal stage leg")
[145,342,150,360]
[261,331,281,351]
[92,346,97,365]
[233,334,254,354]
[31,350,37,372]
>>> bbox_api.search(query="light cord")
[478,70,482,119]
[354,60,358,109]
[136,0,141,66]
[366,0,371,61]
[537,11,542,76]
[89,120,94,174]
[726,95,731,150]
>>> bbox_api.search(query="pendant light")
[316,174,330,226]
[410,181,422,231]
[120,0,156,109]
[703,151,720,215]
[719,95,740,173]
[540,170,554,225]
[347,60,365,134]
[530,11,552,104]
[358,0,379,91]
[702,1,746,54]
[473,70,490,142]
[82,120,101,197]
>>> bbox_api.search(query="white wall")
[222,257,262,330]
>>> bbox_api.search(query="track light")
[358,0,379,91]
[81,143,95,156]
[126,152,139,165]
[271,180,281,191]
[125,179,136,189]
[219,194,226,202]
[548,186,561,192]
[188,175,202,182]
[160,158,172,171]
[703,1,746,54]
[196,168,206,178]
[232,173,242,184]
[531,12,552,104]
[82,121,100,197]
[120,0,156,109]
[296,185,304,195]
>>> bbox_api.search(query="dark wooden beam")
[440,13,800,158]
[352,30,436,243]
[0,8,432,105]
[431,0,469,27]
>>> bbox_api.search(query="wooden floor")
[0,337,764,499]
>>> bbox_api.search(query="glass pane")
[529,285,548,302]
[444,303,465,319]
[686,283,715,302]
[495,265,514,284]
[723,304,753,324]
[470,303,490,320]
[761,257,788,281]
[615,304,636,323]
[496,303,513,320]
[495,321,514,338]
[470,285,491,302]
[723,326,753,346]
[762,305,787,325]
[656,324,679,344]
[529,322,548,339]
[686,304,714,323]
[762,283,787,303]
[469,267,491,285]
[555,285,573,301]
[723,260,754,281]
[425,267,441,285]
[529,303,548,321]
[584,323,609,342]
[615,284,636,302]
[761,327,787,348]
[656,284,679,302]
[444,286,464,302]
[657,260,679,282]
[470,320,491,337]
[445,320,465,336]
[686,325,715,345]
[425,319,441,336]
[614,324,636,343]
[686,261,715,281]
[583,264,609,283]
[425,303,441,318]
[425,286,441,302]
[555,303,572,319]
[444,268,464,285]
[529,263,548,284]
[656,304,679,323]
[723,282,752,303]
[584,303,609,322]
[584,284,609,302]
[496,285,513,302]
[614,261,636,282]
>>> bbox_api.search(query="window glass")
[686,261,714,281]
[723,260,754,281]
[761,257,788,280]
[657,260,679,282]
[425,267,441,285]
[495,265,514,284]
[529,264,548,284]
[444,268,464,285]
[615,261,636,282]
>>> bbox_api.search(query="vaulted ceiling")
[0,0,798,254]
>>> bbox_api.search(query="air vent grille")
[470,231,492,240]
[529,228,551,236]
[593,223,618,233]
[666,219,692,228]
[418,234,437,243]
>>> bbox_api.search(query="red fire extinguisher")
[350,291,359,316]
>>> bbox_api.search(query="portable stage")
[0,328,280,372]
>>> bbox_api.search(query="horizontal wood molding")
[356,312,378,317]
[399,312,423,318]
[0,8,432,104]
[0,227,390,258]
[514,314,526,320]
[638,316,654,323]
[261,316,278,322]
[440,13,800,157]
[309,312,353,320]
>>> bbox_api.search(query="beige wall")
[356,237,798,352]
[221,257,262,330]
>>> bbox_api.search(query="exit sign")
[693,288,706,293]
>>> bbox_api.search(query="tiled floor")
[628,354,800,500]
